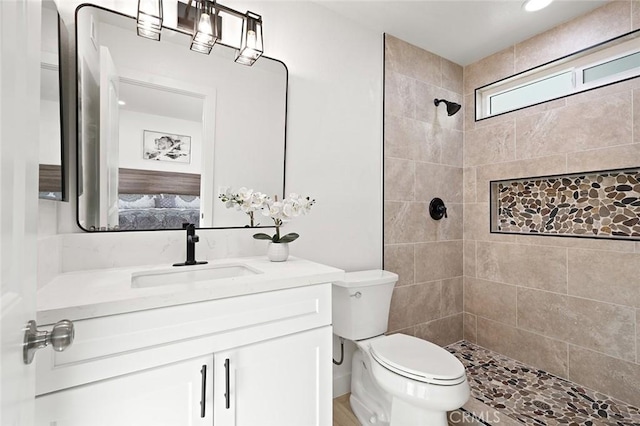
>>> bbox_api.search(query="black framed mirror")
[75,4,287,232]
[39,0,66,201]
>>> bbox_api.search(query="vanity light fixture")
[235,12,263,66]
[190,0,219,54]
[522,0,553,12]
[136,0,163,41]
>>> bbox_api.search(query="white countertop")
[37,256,344,324]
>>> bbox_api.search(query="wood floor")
[333,394,360,426]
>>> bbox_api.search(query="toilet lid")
[369,334,466,385]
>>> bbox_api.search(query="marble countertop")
[37,256,344,324]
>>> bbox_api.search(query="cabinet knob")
[23,319,75,365]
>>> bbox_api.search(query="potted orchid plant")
[219,188,315,261]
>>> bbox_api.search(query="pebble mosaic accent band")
[493,168,640,239]
[446,341,640,425]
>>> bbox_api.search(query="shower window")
[476,28,640,120]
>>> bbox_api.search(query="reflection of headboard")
[118,168,200,195]
[39,164,62,192]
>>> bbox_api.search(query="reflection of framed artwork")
[142,130,191,163]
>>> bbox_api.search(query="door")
[99,46,120,229]
[214,326,332,426]
[0,0,41,425]
[35,355,214,426]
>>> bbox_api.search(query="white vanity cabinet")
[214,327,331,426]
[35,283,332,426]
[36,354,215,426]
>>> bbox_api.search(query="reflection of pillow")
[156,194,177,208]
[175,195,200,209]
[119,194,156,209]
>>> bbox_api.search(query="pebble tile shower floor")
[446,341,640,426]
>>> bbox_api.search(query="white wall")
[119,110,202,174]
[39,99,61,165]
[46,0,383,397]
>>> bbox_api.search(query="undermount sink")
[131,263,261,288]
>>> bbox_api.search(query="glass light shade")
[235,12,263,66]
[191,0,219,54]
[137,0,163,41]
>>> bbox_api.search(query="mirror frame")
[475,27,640,121]
[74,4,288,232]
[39,1,68,202]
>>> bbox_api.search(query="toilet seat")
[369,334,466,386]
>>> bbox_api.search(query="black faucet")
[173,223,208,267]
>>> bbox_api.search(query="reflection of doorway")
[100,46,120,229]
[116,74,215,227]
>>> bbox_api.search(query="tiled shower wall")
[383,34,464,346]
[463,0,640,408]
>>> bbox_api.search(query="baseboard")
[333,372,351,398]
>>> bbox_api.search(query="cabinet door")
[214,326,332,426]
[35,355,213,426]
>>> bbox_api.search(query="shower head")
[434,98,461,116]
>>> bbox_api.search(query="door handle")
[23,319,75,365]
[224,358,230,409]
[200,365,207,418]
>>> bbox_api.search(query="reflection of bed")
[118,168,201,231]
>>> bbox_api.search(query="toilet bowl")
[332,270,469,426]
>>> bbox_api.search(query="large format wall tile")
[415,163,463,203]
[416,82,463,131]
[515,234,635,253]
[463,240,476,277]
[415,240,463,282]
[569,345,640,407]
[388,281,442,331]
[425,203,463,242]
[384,201,428,244]
[463,312,477,343]
[384,35,463,342]
[385,71,416,119]
[476,241,567,293]
[567,143,640,173]
[463,167,476,204]
[475,155,566,202]
[384,158,415,201]
[439,127,464,167]
[464,277,517,325]
[464,46,514,96]
[518,288,636,361]
[568,248,640,308]
[441,277,463,317]
[385,34,441,86]
[415,313,463,347]
[463,203,511,242]
[441,58,463,95]
[464,121,516,167]
[383,244,414,287]
[476,317,569,378]
[515,92,632,159]
[385,115,425,160]
[514,1,631,73]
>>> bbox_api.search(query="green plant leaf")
[253,233,273,240]
[278,233,299,243]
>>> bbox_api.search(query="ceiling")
[317,0,608,66]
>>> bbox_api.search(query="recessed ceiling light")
[522,0,553,12]
[118,100,126,106]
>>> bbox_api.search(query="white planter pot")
[267,242,289,262]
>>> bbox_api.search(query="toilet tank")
[332,270,398,341]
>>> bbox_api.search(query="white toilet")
[332,270,470,426]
